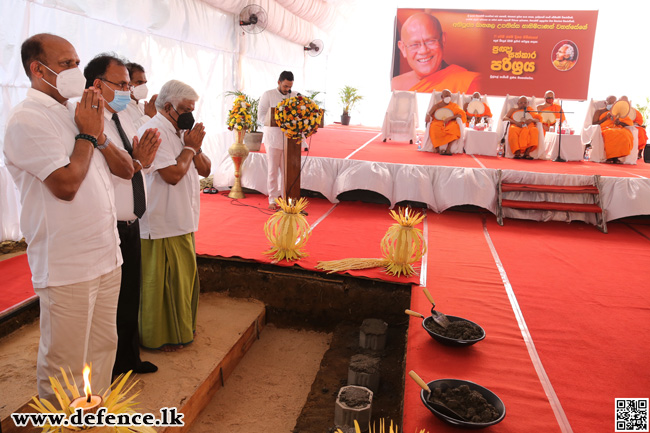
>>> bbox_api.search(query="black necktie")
[112,113,146,218]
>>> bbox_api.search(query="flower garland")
[274,96,322,142]
[227,95,253,131]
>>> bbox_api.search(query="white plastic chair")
[496,95,546,159]
[581,98,638,164]
[421,90,465,154]
[380,91,418,143]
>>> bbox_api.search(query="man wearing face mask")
[137,79,211,352]
[258,71,298,210]
[425,89,466,155]
[463,92,492,127]
[536,90,565,134]
[83,53,162,377]
[3,34,132,402]
[124,62,158,130]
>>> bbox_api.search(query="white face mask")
[606,104,613,111]
[443,96,451,104]
[39,62,86,99]
[132,83,148,101]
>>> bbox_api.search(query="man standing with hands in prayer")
[4,34,133,402]
[83,53,162,377]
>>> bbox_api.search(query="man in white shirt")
[124,62,157,130]
[258,71,298,210]
[137,80,211,352]
[3,34,133,402]
[84,53,161,376]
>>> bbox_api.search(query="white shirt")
[258,88,298,149]
[3,88,122,288]
[124,99,151,131]
[103,109,149,222]
[137,113,200,239]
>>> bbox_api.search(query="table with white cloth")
[464,129,499,156]
[544,132,584,161]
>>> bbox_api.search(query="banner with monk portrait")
[392,9,598,100]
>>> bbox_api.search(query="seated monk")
[392,12,480,94]
[633,109,647,159]
[536,90,565,134]
[592,96,633,164]
[621,96,648,158]
[463,92,492,126]
[504,96,542,159]
[426,89,466,155]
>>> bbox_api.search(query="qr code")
[616,399,648,432]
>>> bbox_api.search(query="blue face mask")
[103,80,131,112]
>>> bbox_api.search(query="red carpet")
[196,193,421,284]
[484,218,650,433]
[0,254,35,314]
[403,212,561,433]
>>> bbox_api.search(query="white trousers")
[35,267,121,403]
[266,146,284,204]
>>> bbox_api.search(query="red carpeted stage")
[212,124,650,225]
[2,124,649,432]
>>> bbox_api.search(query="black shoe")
[134,361,158,374]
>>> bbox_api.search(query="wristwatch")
[97,135,110,150]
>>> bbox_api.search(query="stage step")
[0,292,266,433]
[496,170,607,233]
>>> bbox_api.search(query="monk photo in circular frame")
[552,40,579,72]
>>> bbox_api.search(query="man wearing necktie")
[84,54,161,376]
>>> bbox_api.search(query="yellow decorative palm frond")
[381,207,427,277]
[263,197,311,261]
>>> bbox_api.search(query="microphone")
[296,93,302,97]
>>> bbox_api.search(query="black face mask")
[172,105,195,130]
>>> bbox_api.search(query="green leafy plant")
[225,90,261,132]
[339,86,363,115]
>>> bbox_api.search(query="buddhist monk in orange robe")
[633,109,647,158]
[553,44,576,71]
[536,90,566,134]
[391,12,480,94]
[463,92,492,126]
[504,96,542,159]
[592,96,633,163]
[426,89,467,155]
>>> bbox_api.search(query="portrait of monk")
[553,42,578,71]
[391,12,481,94]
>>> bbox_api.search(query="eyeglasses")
[405,39,440,52]
[101,78,133,92]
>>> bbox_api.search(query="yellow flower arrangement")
[274,96,322,142]
[227,95,254,131]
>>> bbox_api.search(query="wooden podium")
[270,108,301,202]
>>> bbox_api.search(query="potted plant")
[339,86,363,126]
[225,90,263,151]
[306,90,326,127]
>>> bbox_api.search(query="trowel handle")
[405,309,424,319]
[422,288,436,308]
[408,370,431,392]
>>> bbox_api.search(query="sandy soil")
[189,325,331,433]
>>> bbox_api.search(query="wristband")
[75,133,98,148]
[133,159,144,170]
[183,146,197,156]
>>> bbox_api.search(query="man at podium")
[259,71,298,210]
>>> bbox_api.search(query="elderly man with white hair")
[137,79,211,352]
[553,44,576,71]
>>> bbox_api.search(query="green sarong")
[139,233,199,349]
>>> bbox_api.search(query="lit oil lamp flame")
[82,364,92,403]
